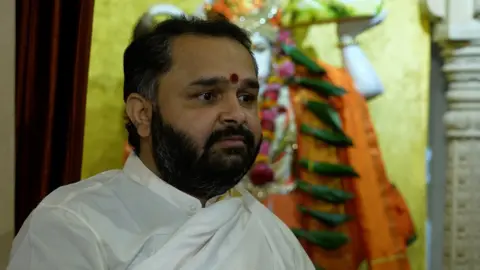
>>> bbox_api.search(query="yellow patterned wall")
[83,0,429,269]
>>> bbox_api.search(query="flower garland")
[248,31,296,187]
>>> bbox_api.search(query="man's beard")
[150,111,261,200]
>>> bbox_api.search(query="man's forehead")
[167,35,256,82]
[171,35,251,63]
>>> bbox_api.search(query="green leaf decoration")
[296,180,354,203]
[407,234,417,246]
[299,159,359,177]
[300,124,353,147]
[288,77,346,97]
[304,100,343,131]
[315,265,326,270]
[327,2,354,18]
[298,206,352,227]
[281,43,325,74]
[291,228,350,250]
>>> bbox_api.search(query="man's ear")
[125,93,153,138]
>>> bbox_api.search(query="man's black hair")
[123,15,257,155]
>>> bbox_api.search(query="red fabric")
[15,0,95,232]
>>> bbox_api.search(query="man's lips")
[215,136,246,147]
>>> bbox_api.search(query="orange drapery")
[330,63,412,269]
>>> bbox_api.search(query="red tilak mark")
[229,73,239,83]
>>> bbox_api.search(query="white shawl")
[131,186,315,270]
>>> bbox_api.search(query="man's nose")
[218,96,247,125]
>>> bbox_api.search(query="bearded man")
[8,16,314,270]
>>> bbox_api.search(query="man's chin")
[203,153,250,174]
[210,154,246,168]
[209,145,248,157]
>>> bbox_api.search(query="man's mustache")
[204,125,255,150]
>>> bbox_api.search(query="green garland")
[280,42,359,261]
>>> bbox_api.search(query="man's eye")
[198,92,216,101]
[238,94,256,103]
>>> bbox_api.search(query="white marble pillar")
[423,0,480,268]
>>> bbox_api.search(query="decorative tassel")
[288,77,346,97]
[298,206,352,227]
[304,100,343,131]
[250,140,275,186]
[300,124,352,147]
[250,162,275,186]
[280,43,325,74]
[291,228,350,250]
[296,180,354,203]
[299,159,359,177]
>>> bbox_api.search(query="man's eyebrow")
[187,76,259,89]
[241,78,260,90]
[188,76,228,87]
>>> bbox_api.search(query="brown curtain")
[15,0,95,232]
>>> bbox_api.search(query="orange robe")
[265,61,414,269]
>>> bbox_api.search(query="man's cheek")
[251,117,262,137]
[188,129,210,149]
[252,126,262,144]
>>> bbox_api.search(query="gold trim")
[370,254,407,265]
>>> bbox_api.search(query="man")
[8,16,314,270]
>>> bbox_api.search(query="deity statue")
[126,2,416,269]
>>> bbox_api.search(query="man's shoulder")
[9,172,124,269]
[40,169,124,211]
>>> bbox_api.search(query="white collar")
[123,153,225,214]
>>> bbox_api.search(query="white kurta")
[8,154,314,270]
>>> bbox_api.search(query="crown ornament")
[204,0,385,30]
[204,0,282,41]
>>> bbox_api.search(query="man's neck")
[138,151,160,176]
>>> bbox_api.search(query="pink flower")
[263,89,279,100]
[276,60,295,78]
[265,83,282,92]
[259,141,270,155]
[278,30,296,46]
[261,119,275,132]
[262,109,277,121]
[278,30,292,43]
